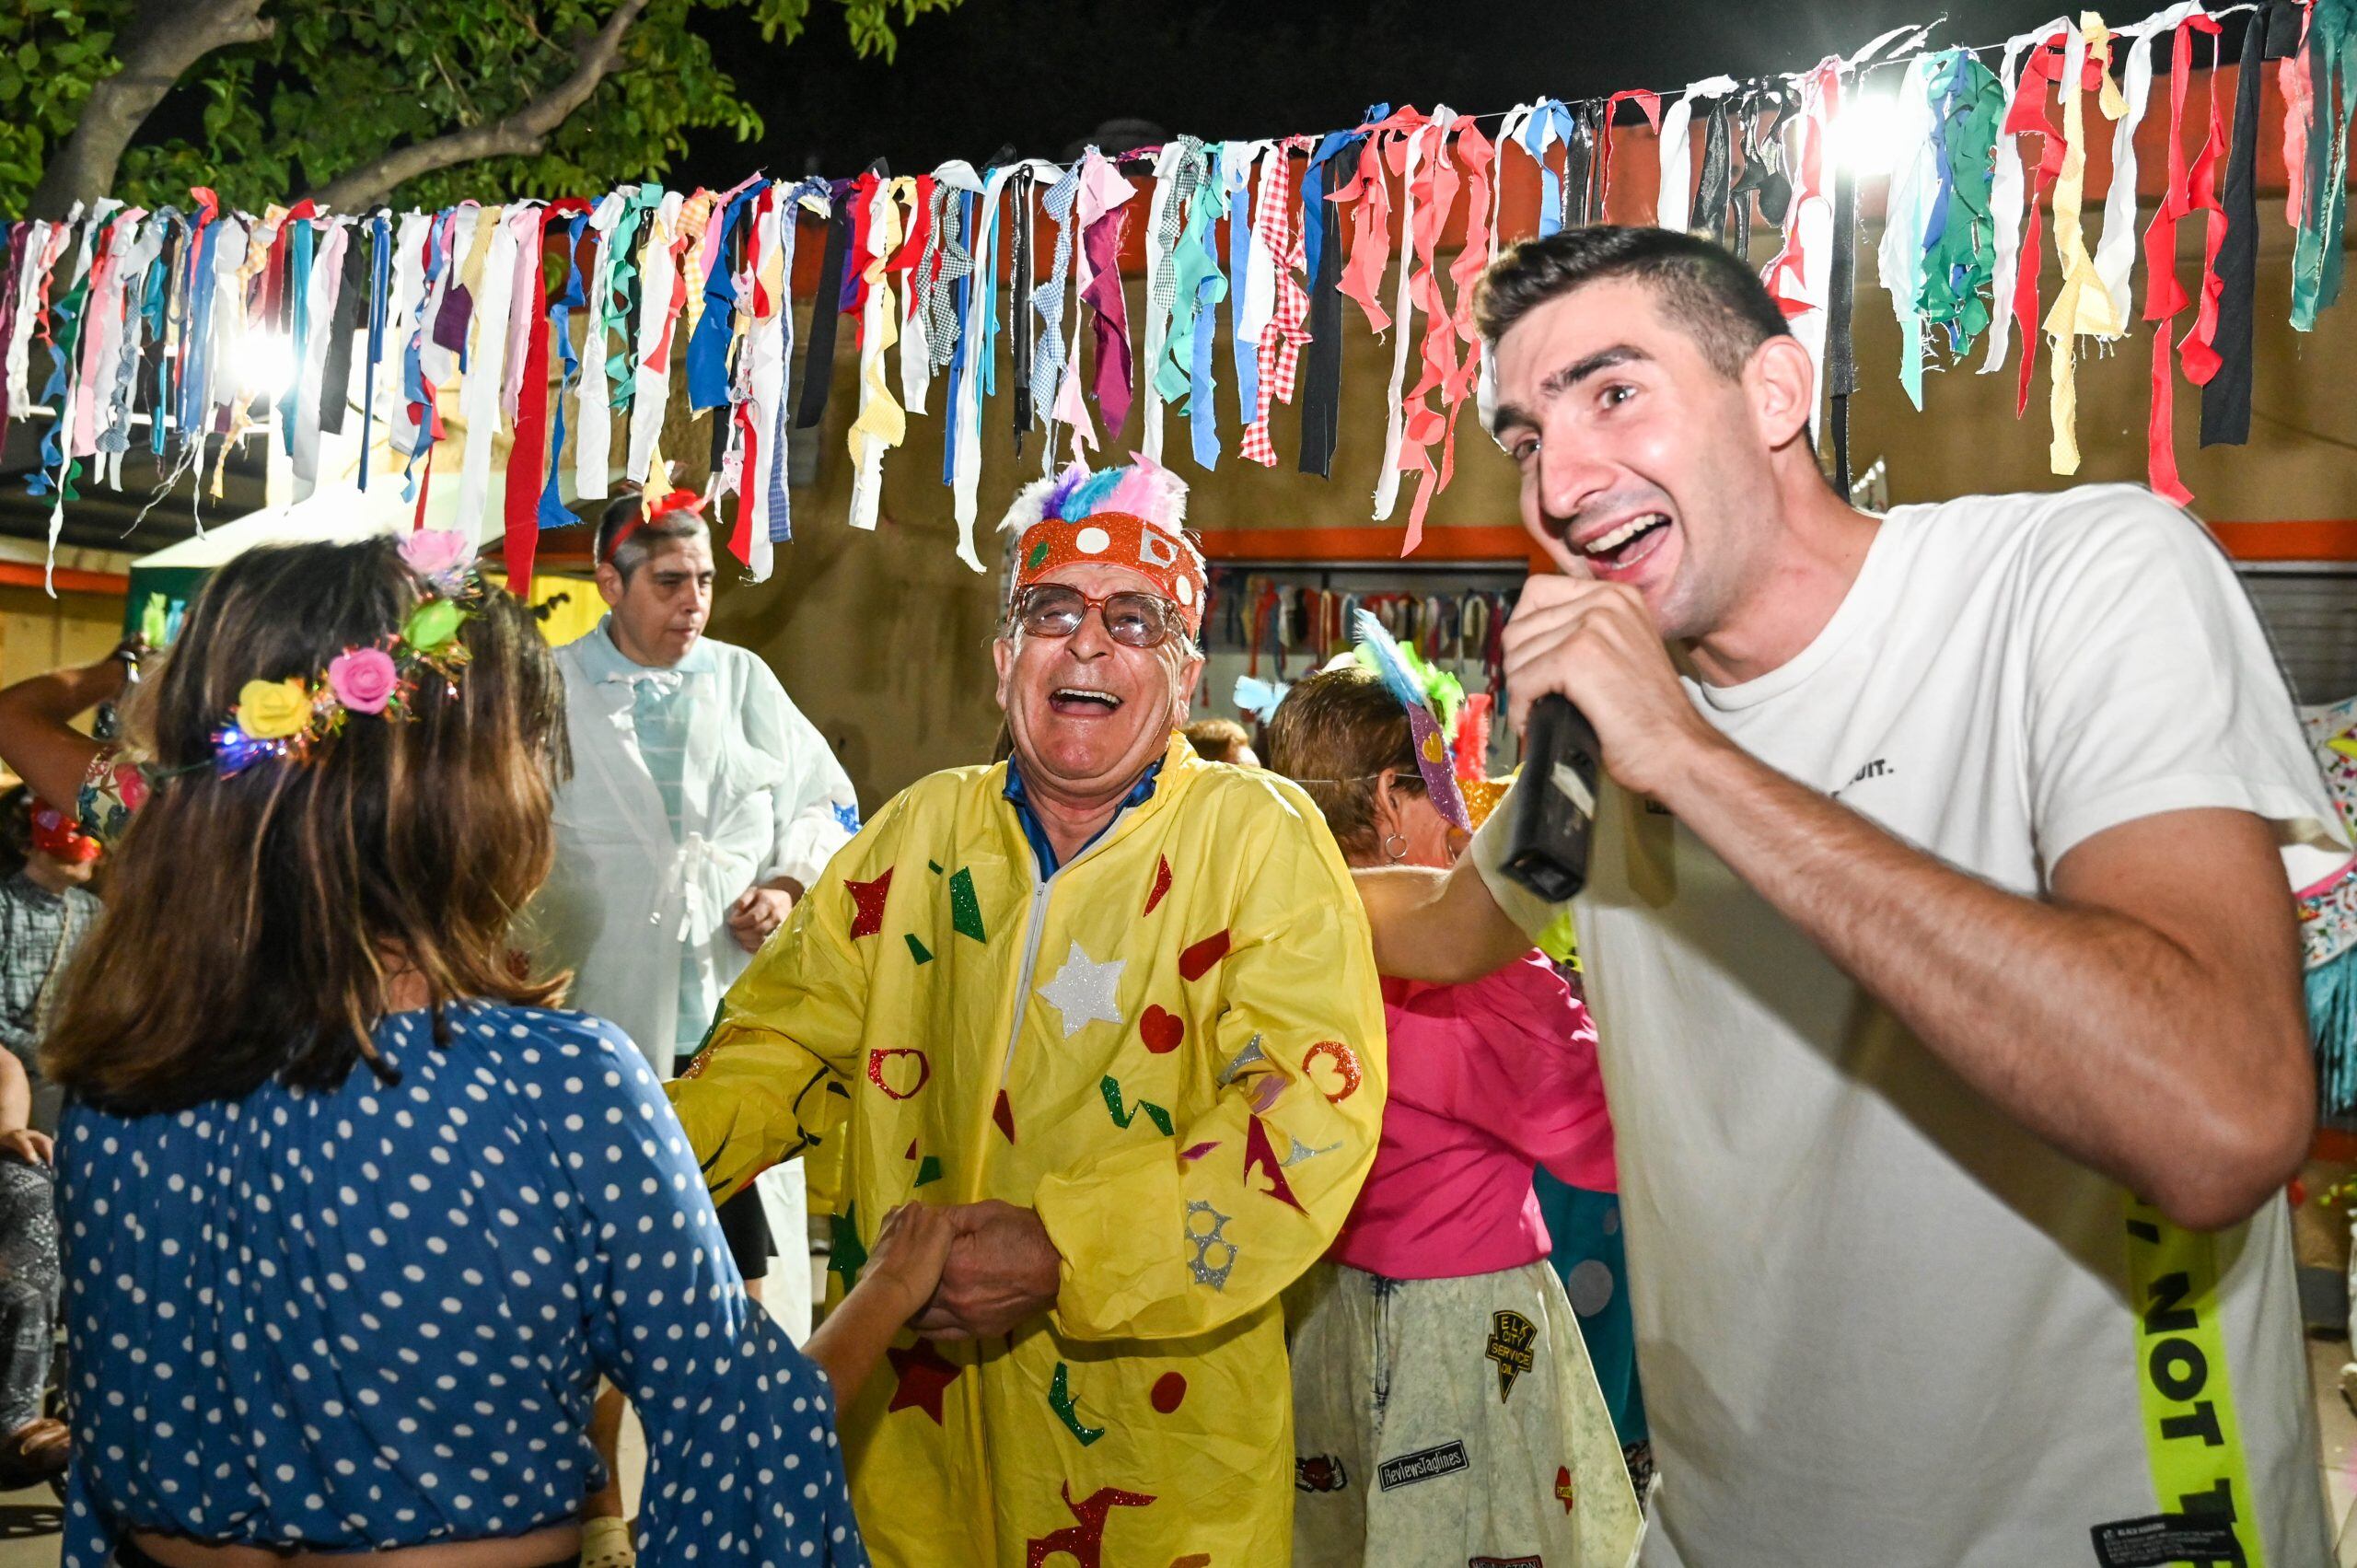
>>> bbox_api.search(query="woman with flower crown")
[0,533,944,1568]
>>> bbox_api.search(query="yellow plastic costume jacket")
[669,736,1387,1567]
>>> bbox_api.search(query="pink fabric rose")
[327,648,400,715]
[398,528,474,587]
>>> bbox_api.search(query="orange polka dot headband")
[999,456,1208,635]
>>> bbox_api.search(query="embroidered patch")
[1038,941,1126,1036]
[828,1205,866,1292]
[886,1339,959,1423]
[1178,928,1232,981]
[1144,854,1173,916]
[1185,1199,1236,1290]
[846,868,893,939]
[1048,1362,1105,1446]
[1295,1454,1349,1493]
[1303,1040,1363,1102]
[1376,1441,1469,1490]
[1242,1115,1305,1211]
[866,1048,931,1100]
[1024,1482,1155,1568]
[1555,1465,1575,1515]
[1151,1372,1188,1413]
[1101,1074,1175,1137]
[904,933,935,964]
[1486,1311,1538,1402]
[949,866,988,942]
[1139,1005,1185,1054]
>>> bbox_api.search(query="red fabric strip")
[1596,89,1664,224]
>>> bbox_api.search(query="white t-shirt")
[1564,487,2345,1567]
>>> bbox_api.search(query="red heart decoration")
[1139,1005,1185,1054]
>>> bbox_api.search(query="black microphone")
[1499,694,1602,900]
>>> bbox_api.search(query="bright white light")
[234,331,296,400]
[1830,90,1909,179]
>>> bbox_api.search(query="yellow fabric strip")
[2122,1195,2266,1566]
[2041,13,2129,475]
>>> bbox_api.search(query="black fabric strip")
[1010,168,1035,453]
[793,184,854,431]
[1825,80,1860,494]
[1298,176,1346,477]
[2202,6,2273,447]
[317,224,374,436]
[1697,102,1733,244]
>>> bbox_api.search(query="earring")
[1383,832,1410,863]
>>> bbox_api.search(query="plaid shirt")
[0,870,98,1071]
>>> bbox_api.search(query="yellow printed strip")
[2123,1195,2265,1566]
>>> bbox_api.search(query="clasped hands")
[864,1198,1062,1341]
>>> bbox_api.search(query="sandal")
[579,1515,636,1568]
[0,1416,68,1491]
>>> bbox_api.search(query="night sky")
[672,0,2131,186]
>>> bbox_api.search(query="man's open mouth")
[1576,512,1673,572]
[1049,687,1123,715]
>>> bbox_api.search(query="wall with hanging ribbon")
[0,0,2348,617]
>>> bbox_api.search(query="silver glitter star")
[1036,940,1126,1038]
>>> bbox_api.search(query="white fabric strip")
[1136,140,1186,463]
[1371,118,1433,521]
[453,204,521,523]
[1658,75,1737,232]
[291,219,352,499]
[624,190,687,486]
[572,189,626,503]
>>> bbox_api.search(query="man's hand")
[726,884,796,953]
[910,1200,1062,1340]
[1501,575,1725,804]
[0,1129,52,1167]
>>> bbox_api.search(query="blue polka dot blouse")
[56,1005,866,1567]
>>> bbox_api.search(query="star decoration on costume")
[1047,1362,1105,1446]
[949,867,988,942]
[1037,941,1125,1037]
[828,1205,867,1291]
[846,868,893,940]
[887,1339,961,1423]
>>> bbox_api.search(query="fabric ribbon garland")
[1658,76,1737,232]
[2205,1,2308,444]
[2038,16,2131,478]
[847,175,906,536]
[2293,0,2353,330]
[1760,60,1840,432]
[1241,137,1312,470]
[2141,9,2224,505]
[1917,52,2003,362]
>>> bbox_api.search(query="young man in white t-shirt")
[1359,226,2351,1567]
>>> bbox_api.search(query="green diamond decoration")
[829,1204,866,1292]
[949,868,987,943]
[914,1156,944,1188]
[905,933,935,964]
[1025,540,1051,571]
[928,860,943,874]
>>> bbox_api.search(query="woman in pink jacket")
[1267,658,1640,1568]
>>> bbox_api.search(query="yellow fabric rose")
[238,678,314,740]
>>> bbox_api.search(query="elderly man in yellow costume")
[669,455,1386,1567]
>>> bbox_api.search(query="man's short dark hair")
[1475,226,1794,378]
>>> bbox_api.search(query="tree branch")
[306,0,652,213]
[29,0,274,220]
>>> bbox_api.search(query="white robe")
[529,618,857,1335]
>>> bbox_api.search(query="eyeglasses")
[1008,584,1187,649]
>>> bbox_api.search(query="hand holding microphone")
[1498,575,1724,847]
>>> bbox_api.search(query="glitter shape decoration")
[1178,1140,1221,1162]
[1024,1481,1157,1568]
[829,1205,867,1292]
[949,866,988,943]
[905,933,935,964]
[1555,1464,1576,1514]
[846,868,894,940]
[1185,1199,1236,1290]
[1150,1372,1188,1413]
[887,1339,961,1423]
[1283,1133,1341,1167]
[1047,1362,1106,1446]
[832,801,863,833]
[1178,928,1231,981]
[1303,1040,1364,1102]
[1138,1005,1184,1055]
[1037,941,1126,1037]
[993,1089,1017,1144]
[867,1048,932,1100]
[1216,1036,1267,1087]
[1242,1115,1306,1212]
[1485,1310,1538,1402]
[915,1155,944,1187]
[1101,1074,1176,1137]
[1144,854,1174,916]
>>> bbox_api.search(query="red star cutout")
[1242,1114,1304,1212]
[846,867,894,939]
[886,1340,961,1423]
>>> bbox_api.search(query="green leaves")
[4,0,966,215]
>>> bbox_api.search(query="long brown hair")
[1262,667,1422,861]
[44,537,572,1116]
